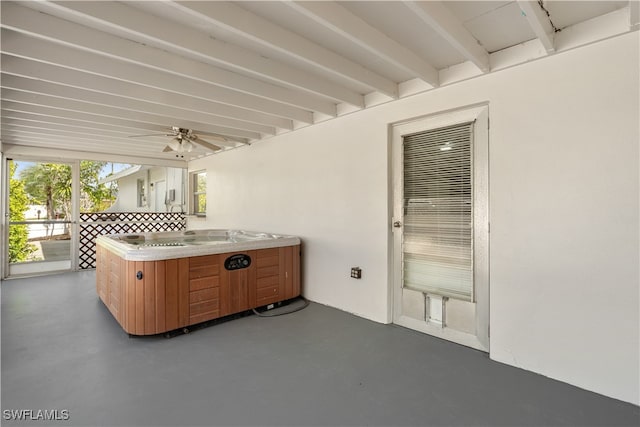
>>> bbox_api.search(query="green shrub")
[8,161,34,262]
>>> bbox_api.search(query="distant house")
[24,204,47,220]
[100,165,186,213]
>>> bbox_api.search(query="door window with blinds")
[402,122,473,301]
[392,104,488,351]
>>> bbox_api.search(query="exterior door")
[391,105,489,351]
[4,158,77,277]
[154,180,166,212]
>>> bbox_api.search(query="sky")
[13,161,132,179]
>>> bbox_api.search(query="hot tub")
[96,229,301,335]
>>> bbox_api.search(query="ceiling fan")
[128,126,225,155]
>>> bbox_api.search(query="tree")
[20,161,117,225]
[21,162,70,220]
[79,161,117,212]
[8,161,35,262]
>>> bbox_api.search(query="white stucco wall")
[109,170,148,212]
[148,167,184,212]
[108,167,185,212]
[188,33,639,405]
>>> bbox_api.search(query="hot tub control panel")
[224,254,251,270]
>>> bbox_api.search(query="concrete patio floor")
[2,271,639,426]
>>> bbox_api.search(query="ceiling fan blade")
[192,137,222,152]
[195,133,227,143]
[128,133,171,138]
[162,145,174,152]
[206,133,249,145]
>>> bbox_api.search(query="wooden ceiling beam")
[404,1,490,72]
[1,72,276,136]
[1,101,197,138]
[2,143,188,166]
[0,110,181,139]
[517,1,556,53]
[1,30,311,124]
[19,1,364,107]
[1,90,258,141]
[0,2,338,116]
[170,1,397,98]
[286,1,439,87]
[630,0,640,30]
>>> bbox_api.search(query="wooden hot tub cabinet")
[96,245,301,335]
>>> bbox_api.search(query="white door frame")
[390,104,490,351]
[2,155,80,278]
[154,180,167,212]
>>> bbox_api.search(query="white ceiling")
[0,1,634,163]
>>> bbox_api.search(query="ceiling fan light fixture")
[131,126,223,155]
[168,138,180,152]
[168,137,193,153]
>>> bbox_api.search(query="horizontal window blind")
[403,122,473,301]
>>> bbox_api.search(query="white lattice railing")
[78,212,186,269]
